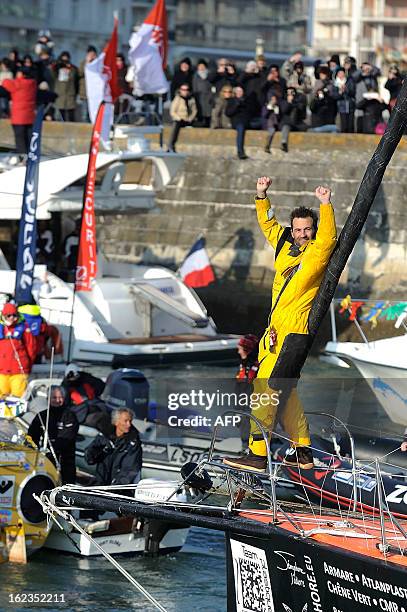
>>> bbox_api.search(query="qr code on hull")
[230,539,275,612]
[239,557,268,611]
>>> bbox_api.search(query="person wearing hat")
[0,66,37,159]
[0,302,37,397]
[62,364,105,413]
[235,334,259,444]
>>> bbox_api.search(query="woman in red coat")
[1,67,37,157]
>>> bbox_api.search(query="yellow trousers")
[248,336,311,457]
[0,374,28,398]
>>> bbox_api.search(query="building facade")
[313,0,407,66]
[0,0,135,64]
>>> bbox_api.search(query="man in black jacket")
[84,407,142,488]
[28,385,78,484]
[225,85,254,160]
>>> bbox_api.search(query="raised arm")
[313,186,337,264]
[255,176,285,250]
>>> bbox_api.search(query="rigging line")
[42,347,55,453]
[36,495,168,612]
[318,453,334,521]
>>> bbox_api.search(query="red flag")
[75,103,105,292]
[144,0,168,69]
[103,15,122,102]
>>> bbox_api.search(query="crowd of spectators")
[0,31,404,160]
[167,51,404,157]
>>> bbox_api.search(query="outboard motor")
[102,369,150,420]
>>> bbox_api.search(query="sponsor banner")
[227,532,407,612]
[0,475,15,507]
[75,102,105,292]
[15,107,44,303]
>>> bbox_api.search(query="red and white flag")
[85,17,122,139]
[179,237,215,288]
[128,0,169,96]
[75,103,105,292]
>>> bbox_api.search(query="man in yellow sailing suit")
[224,176,337,471]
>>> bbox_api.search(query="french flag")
[179,237,215,288]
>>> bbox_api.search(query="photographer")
[309,65,338,132]
[84,408,142,487]
[52,51,79,122]
[208,58,238,95]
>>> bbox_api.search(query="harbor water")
[0,357,402,611]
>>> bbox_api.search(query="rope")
[35,494,168,612]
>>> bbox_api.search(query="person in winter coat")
[170,57,193,99]
[281,54,312,95]
[262,94,282,153]
[309,66,338,131]
[52,51,79,122]
[192,59,213,127]
[225,85,253,160]
[235,334,259,445]
[353,62,383,134]
[0,67,36,157]
[167,84,197,152]
[238,60,264,125]
[385,65,403,112]
[208,58,238,95]
[85,407,142,487]
[0,302,37,397]
[261,65,287,103]
[264,88,308,153]
[223,176,336,473]
[28,385,78,484]
[0,59,13,118]
[210,85,233,129]
[62,363,105,410]
[17,303,63,363]
[334,67,356,133]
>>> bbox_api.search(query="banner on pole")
[15,106,44,304]
[75,102,105,292]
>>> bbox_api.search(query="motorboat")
[0,127,185,218]
[323,301,407,427]
[2,393,189,559]
[44,479,190,557]
[0,261,238,367]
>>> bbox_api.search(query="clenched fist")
[315,185,331,204]
[257,176,272,198]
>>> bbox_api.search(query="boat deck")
[239,508,407,567]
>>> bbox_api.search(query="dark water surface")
[0,357,401,611]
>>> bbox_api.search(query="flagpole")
[158,95,163,149]
[66,102,106,364]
